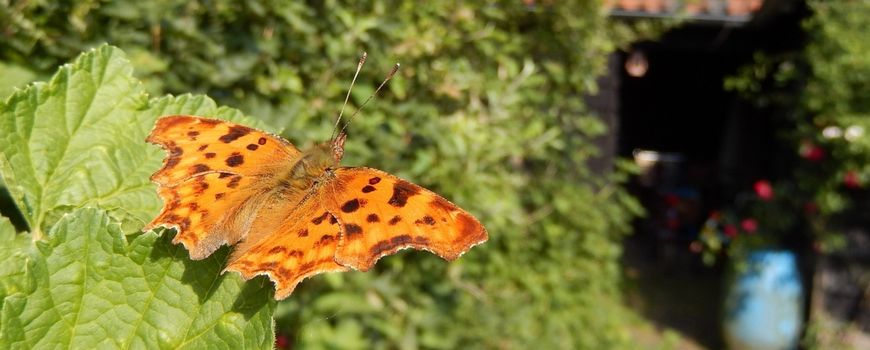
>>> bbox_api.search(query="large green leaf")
[0,216,30,301]
[0,45,272,237]
[0,46,277,348]
[0,208,274,349]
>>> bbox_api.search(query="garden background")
[0,0,868,349]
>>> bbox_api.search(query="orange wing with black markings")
[324,167,488,271]
[146,115,299,185]
[146,173,264,259]
[224,199,349,299]
[144,115,300,259]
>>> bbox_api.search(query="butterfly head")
[301,132,346,176]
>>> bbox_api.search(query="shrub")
[1,2,647,348]
[724,0,870,251]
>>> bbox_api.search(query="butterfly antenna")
[338,62,400,136]
[331,52,367,141]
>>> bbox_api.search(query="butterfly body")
[269,144,335,196]
[145,115,487,299]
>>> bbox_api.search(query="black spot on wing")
[219,125,251,143]
[226,176,242,188]
[170,145,183,157]
[369,234,413,257]
[414,215,436,226]
[268,246,288,255]
[341,199,362,213]
[388,180,419,207]
[344,223,363,236]
[165,157,180,168]
[316,234,335,247]
[191,164,210,174]
[226,152,244,167]
[366,214,380,223]
[194,178,209,192]
[311,212,330,225]
[391,235,413,245]
[388,215,401,225]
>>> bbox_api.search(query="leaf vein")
[122,235,181,350]
[65,214,93,349]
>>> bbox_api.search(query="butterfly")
[143,59,487,300]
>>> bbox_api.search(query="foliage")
[2,208,274,349]
[0,46,275,348]
[723,3,870,347]
[696,180,806,264]
[723,0,870,253]
[1,1,650,348]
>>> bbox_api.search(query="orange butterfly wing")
[144,115,300,259]
[324,167,488,271]
[223,167,487,298]
[146,115,300,185]
[224,199,349,299]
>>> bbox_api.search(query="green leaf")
[0,45,273,236]
[1,208,275,349]
[0,45,278,349]
[0,216,30,300]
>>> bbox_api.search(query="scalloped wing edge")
[224,263,351,300]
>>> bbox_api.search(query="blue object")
[723,250,804,350]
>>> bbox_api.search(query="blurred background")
[1,0,868,349]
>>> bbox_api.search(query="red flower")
[276,334,290,349]
[740,218,758,234]
[799,143,825,162]
[844,170,862,189]
[723,224,738,238]
[753,180,774,201]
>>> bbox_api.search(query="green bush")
[1,2,646,348]
[724,0,870,250]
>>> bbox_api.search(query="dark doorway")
[616,6,807,348]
